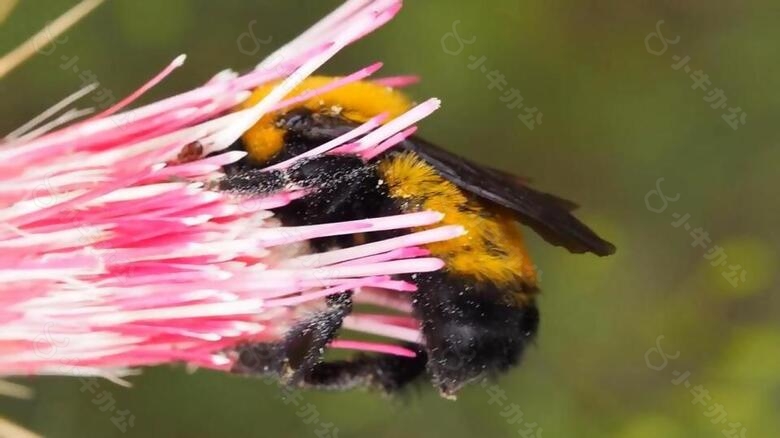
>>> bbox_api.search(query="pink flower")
[0,0,456,383]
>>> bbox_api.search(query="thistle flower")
[0,0,457,383]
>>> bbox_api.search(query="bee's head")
[236,76,412,167]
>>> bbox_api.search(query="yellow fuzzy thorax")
[239,77,413,163]
[379,152,538,288]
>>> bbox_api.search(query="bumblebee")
[221,77,616,397]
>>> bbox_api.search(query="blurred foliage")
[1,0,778,437]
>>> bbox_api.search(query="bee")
[221,77,616,397]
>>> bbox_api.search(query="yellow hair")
[240,77,413,163]
[379,152,538,289]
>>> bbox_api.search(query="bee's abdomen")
[410,271,540,395]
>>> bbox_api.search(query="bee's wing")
[398,138,616,256]
[284,112,614,256]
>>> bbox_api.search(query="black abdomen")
[410,271,539,396]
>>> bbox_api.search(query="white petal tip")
[173,54,187,66]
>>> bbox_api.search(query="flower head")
[0,0,454,382]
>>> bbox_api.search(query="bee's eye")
[278,108,314,130]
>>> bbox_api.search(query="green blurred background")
[1,0,778,437]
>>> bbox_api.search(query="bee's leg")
[231,293,427,394]
[284,292,354,383]
[231,292,353,382]
[293,346,428,393]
